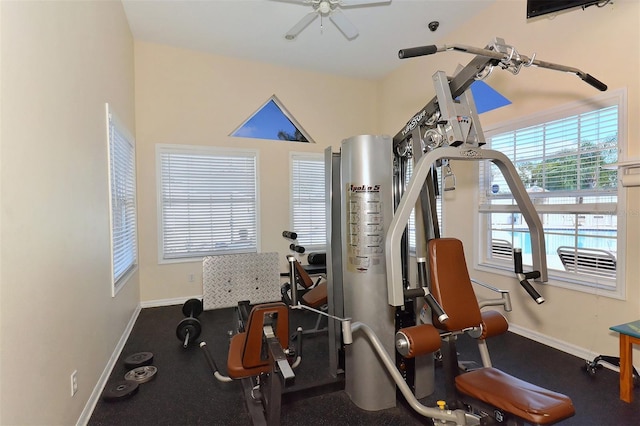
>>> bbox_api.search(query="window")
[231,95,313,143]
[157,145,258,262]
[478,90,625,295]
[106,103,137,295]
[290,153,326,248]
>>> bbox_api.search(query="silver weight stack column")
[341,135,396,411]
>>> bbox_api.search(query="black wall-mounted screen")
[527,0,604,19]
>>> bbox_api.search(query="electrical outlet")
[188,273,195,283]
[70,370,78,396]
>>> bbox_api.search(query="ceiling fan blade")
[330,9,358,40]
[339,0,391,6]
[271,0,314,4]
[285,12,319,40]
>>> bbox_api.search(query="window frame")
[290,152,326,250]
[156,144,260,264]
[230,95,315,143]
[474,88,627,299]
[106,103,138,296]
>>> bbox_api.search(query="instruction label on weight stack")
[346,183,385,274]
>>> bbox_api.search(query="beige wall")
[0,1,137,425]
[1,0,638,423]
[380,0,640,360]
[134,42,379,302]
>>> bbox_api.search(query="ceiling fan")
[275,0,392,41]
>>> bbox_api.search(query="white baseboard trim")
[76,304,142,426]
[508,323,620,372]
[140,295,203,309]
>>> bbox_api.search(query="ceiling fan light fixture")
[318,1,331,14]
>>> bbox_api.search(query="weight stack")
[340,134,396,411]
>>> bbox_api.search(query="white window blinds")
[291,153,326,248]
[107,104,137,292]
[481,105,618,210]
[158,146,258,260]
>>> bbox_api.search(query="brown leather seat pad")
[397,324,441,358]
[227,333,272,379]
[456,368,575,424]
[480,310,509,339]
[301,281,328,308]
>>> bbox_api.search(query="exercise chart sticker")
[346,183,385,274]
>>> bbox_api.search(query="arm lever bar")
[513,248,545,304]
[399,40,607,91]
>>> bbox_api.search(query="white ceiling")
[122,0,497,80]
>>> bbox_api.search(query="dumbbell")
[282,231,298,240]
[176,298,203,348]
[289,244,305,254]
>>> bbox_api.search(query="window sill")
[113,264,138,297]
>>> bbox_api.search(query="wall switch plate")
[71,370,78,396]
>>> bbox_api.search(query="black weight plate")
[182,298,203,318]
[176,317,202,342]
[102,380,139,402]
[124,366,158,384]
[123,352,154,369]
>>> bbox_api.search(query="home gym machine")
[200,36,606,425]
[198,233,336,426]
[324,36,606,424]
[200,302,301,425]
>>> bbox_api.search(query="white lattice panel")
[202,252,281,310]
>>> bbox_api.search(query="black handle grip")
[199,342,219,374]
[398,45,438,59]
[581,73,607,91]
[524,271,541,281]
[425,293,449,323]
[514,248,523,274]
[519,280,545,305]
[289,244,305,254]
[513,248,544,304]
[282,231,298,240]
[404,288,426,299]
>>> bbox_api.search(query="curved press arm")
[199,342,234,383]
[398,38,607,92]
[513,248,545,305]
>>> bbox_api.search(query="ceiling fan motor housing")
[282,0,390,40]
[318,1,332,15]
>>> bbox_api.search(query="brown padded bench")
[428,238,575,425]
[227,302,289,379]
[455,368,574,425]
[293,260,327,309]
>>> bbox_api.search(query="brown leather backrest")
[242,302,289,369]
[294,261,315,289]
[428,238,482,332]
